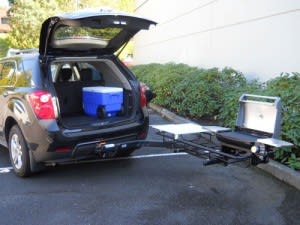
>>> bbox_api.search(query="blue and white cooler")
[82,86,123,118]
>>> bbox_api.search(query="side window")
[0,63,3,79]
[18,58,34,87]
[51,64,58,82]
[0,61,17,86]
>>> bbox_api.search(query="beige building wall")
[134,0,300,81]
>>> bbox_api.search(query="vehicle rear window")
[52,26,122,49]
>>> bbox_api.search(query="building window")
[1,17,8,24]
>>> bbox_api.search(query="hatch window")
[52,26,122,49]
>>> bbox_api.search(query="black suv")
[0,9,156,177]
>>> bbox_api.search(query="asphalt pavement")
[0,109,299,225]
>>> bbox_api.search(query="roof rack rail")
[6,48,38,56]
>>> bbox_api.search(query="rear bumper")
[30,118,149,163]
[37,135,144,164]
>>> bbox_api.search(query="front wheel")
[9,125,31,177]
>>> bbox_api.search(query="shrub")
[265,73,300,147]
[132,64,246,119]
[172,68,223,117]
[218,79,263,127]
[265,73,300,169]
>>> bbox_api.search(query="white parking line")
[126,152,188,159]
[0,153,189,172]
[0,166,13,173]
[58,152,189,165]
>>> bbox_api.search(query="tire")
[97,106,106,119]
[8,125,31,177]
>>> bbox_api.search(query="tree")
[55,0,78,12]
[54,0,134,12]
[8,0,59,48]
[118,0,135,12]
[7,0,135,49]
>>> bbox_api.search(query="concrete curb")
[148,103,191,124]
[148,103,300,191]
[257,161,300,190]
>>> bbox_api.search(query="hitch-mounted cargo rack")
[94,94,293,166]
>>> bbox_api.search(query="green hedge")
[132,63,300,170]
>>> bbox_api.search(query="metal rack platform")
[84,119,293,167]
[150,123,253,166]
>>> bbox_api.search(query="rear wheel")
[9,125,31,177]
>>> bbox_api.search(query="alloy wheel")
[10,133,23,170]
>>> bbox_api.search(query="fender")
[8,98,31,126]
[6,96,59,149]
[5,97,33,146]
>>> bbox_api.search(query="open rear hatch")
[39,8,156,56]
[40,9,156,130]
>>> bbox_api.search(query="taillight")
[29,91,56,119]
[140,83,147,108]
[54,146,71,153]
[138,130,147,139]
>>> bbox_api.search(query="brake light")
[140,83,147,108]
[29,91,56,119]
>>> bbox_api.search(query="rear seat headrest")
[58,68,72,82]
